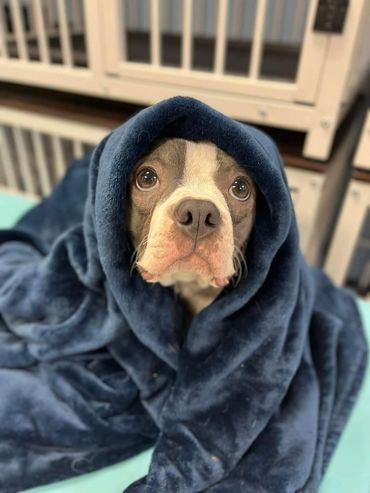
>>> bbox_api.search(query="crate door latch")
[314,0,350,34]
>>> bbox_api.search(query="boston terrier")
[128,138,257,316]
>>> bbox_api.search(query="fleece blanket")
[0,96,368,493]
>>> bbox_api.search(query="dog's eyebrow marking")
[216,148,243,173]
[215,147,251,189]
[148,138,187,175]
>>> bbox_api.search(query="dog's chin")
[159,270,214,288]
[138,254,232,288]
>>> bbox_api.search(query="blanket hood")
[0,96,367,493]
[84,96,296,360]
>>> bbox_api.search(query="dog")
[128,138,257,316]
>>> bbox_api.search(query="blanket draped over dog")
[0,97,367,493]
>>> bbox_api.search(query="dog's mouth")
[138,251,231,288]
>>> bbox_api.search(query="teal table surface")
[0,189,37,228]
[1,190,369,493]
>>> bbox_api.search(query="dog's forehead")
[146,138,186,169]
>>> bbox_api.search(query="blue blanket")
[0,97,368,493]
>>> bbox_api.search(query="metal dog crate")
[0,0,369,160]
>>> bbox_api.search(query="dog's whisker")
[231,253,240,288]
[130,234,149,277]
[237,246,248,274]
[231,244,248,287]
[130,261,137,277]
[130,248,138,266]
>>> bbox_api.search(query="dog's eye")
[136,167,159,191]
[229,177,251,201]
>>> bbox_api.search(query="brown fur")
[127,138,257,316]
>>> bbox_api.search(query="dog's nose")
[174,199,221,240]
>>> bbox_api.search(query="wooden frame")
[285,166,324,256]
[325,179,370,287]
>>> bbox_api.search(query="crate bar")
[182,0,193,70]
[13,127,37,194]
[10,0,29,60]
[32,0,51,64]
[214,0,228,74]
[51,135,66,180]
[0,127,18,188]
[150,0,161,66]
[73,139,84,158]
[57,0,73,67]
[0,4,8,58]
[249,0,267,79]
[31,131,52,195]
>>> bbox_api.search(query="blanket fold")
[0,96,367,493]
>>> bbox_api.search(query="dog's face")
[128,138,256,288]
